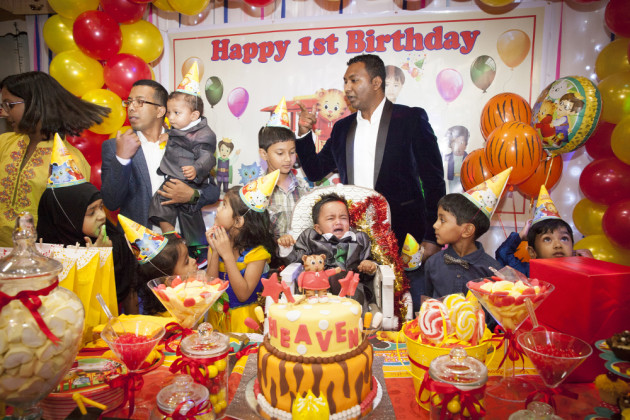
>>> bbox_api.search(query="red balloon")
[104,53,152,99]
[516,154,563,197]
[244,0,274,6]
[130,0,152,2]
[585,121,616,160]
[100,0,147,24]
[605,0,630,38]
[73,11,122,61]
[91,161,103,190]
[603,198,630,249]
[66,130,109,165]
[579,157,630,206]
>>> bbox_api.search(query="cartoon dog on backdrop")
[314,88,350,152]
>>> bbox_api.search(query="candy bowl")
[467,277,555,402]
[147,274,228,330]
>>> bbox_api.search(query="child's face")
[172,243,197,277]
[433,206,465,246]
[260,140,296,175]
[214,197,236,230]
[219,144,232,159]
[314,201,350,239]
[385,76,403,103]
[166,97,199,130]
[82,199,106,238]
[528,227,573,259]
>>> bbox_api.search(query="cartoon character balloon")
[436,68,463,103]
[531,76,601,155]
[227,87,249,118]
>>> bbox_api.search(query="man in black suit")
[295,54,445,308]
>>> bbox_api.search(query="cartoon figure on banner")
[385,65,405,103]
[443,125,469,194]
[215,138,240,193]
[401,54,426,82]
[238,162,263,184]
[314,88,349,152]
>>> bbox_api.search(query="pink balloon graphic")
[436,69,463,103]
[227,87,249,118]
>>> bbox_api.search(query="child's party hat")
[239,169,280,212]
[176,61,201,97]
[47,133,86,188]
[532,185,561,225]
[118,214,168,264]
[266,97,290,129]
[401,233,424,271]
[462,167,512,219]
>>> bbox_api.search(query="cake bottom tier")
[256,337,374,415]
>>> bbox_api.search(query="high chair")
[279,183,413,330]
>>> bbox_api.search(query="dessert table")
[83,330,606,420]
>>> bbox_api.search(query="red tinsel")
[349,195,410,321]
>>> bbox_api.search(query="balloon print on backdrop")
[611,116,630,165]
[49,50,104,97]
[480,92,532,140]
[227,87,249,118]
[182,57,204,79]
[516,153,563,198]
[460,148,494,191]
[205,76,224,108]
[73,10,122,61]
[496,29,530,69]
[573,198,607,236]
[100,0,147,24]
[43,14,77,55]
[48,0,99,19]
[104,53,152,99]
[470,55,496,93]
[436,69,463,103]
[531,76,601,155]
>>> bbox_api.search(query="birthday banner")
[169,6,552,224]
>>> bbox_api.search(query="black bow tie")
[444,253,470,270]
[327,235,353,244]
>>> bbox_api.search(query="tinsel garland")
[348,195,409,321]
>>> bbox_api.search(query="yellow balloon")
[574,234,630,266]
[48,0,99,19]
[598,71,630,124]
[49,50,104,97]
[595,38,630,81]
[119,20,164,64]
[497,29,530,68]
[43,14,77,55]
[480,0,514,6]
[612,115,630,165]
[168,0,210,15]
[149,66,156,81]
[82,89,126,135]
[153,0,175,12]
[573,198,607,236]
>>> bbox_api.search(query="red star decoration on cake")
[261,273,284,303]
[338,271,360,298]
[281,282,295,303]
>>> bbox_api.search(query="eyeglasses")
[1,101,24,112]
[122,98,162,108]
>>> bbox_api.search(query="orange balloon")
[484,121,543,185]
[480,92,532,140]
[516,153,563,197]
[182,57,204,80]
[497,29,531,68]
[460,148,494,191]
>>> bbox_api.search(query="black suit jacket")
[296,100,445,246]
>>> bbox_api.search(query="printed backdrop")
[169,6,552,225]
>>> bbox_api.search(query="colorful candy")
[418,294,486,345]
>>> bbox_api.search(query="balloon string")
[543,156,554,188]
[497,214,507,239]
[555,0,564,80]
[512,189,518,234]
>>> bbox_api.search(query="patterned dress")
[0,133,91,246]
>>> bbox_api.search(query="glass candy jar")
[0,213,85,419]
[428,347,488,420]
[151,375,214,420]
[177,323,230,418]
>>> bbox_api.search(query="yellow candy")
[364,312,373,329]
[254,306,265,323]
[207,365,218,378]
[215,358,227,372]
[447,397,461,414]
[215,399,227,412]
[209,394,218,405]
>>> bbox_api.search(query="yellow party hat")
[47,133,86,188]
[266,97,290,129]
[118,214,168,264]
[462,167,512,219]
[401,233,423,271]
[239,169,280,212]
[176,61,200,97]
[532,185,561,225]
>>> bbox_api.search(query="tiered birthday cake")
[254,295,377,420]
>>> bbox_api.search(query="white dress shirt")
[353,97,386,189]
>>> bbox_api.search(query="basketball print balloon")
[460,148,494,191]
[484,121,543,185]
[480,93,532,140]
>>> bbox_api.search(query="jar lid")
[428,347,488,388]
[180,323,230,358]
[156,375,209,414]
[0,213,62,280]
